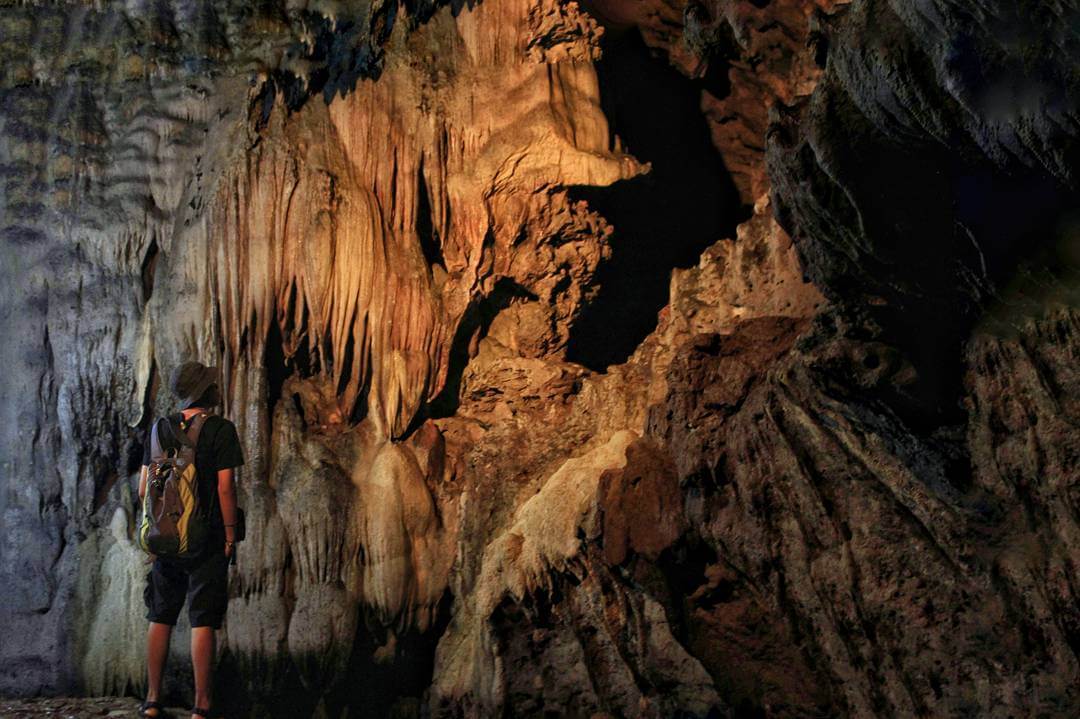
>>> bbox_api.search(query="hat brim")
[178,365,221,409]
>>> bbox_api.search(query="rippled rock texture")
[1,0,1077,717]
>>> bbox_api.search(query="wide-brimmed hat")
[170,360,221,409]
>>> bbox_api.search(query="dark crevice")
[401,394,433,439]
[264,313,288,415]
[656,530,719,641]
[348,355,371,425]
[282,279,299,335]
[336,324,357,397]
[140,237,159,302]
[293,299,318,376]
[213,300,227,388]
[93,470,119,514]
[654,529,835,717]
[126,437,147,478]
[265,303,317,416]
[416,158,446,272]
[325,586,456,717]
[267,293,366,428]
[699,56,733,100]
[291,392,306,424]
[565,27,749,371]
[238,324,249,358]
[427,277,538,419]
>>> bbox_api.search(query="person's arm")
[139,422,153,501]
[138,464,153,561]
[213,419,245,558]
[218,467,238,556]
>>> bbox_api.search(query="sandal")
[190,707,212,718]
[138,700,171,718]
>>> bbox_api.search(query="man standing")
[138,361,244,719]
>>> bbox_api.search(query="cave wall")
[1,0,1077,717]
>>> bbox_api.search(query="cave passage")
[565,23,748,371]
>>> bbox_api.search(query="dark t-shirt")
[142,411,244,558]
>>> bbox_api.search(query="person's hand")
[224,540,235,559]
[145,553,156,565]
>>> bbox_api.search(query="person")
[137,361,244,719]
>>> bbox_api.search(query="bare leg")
[190,626,216,715]
[145,622,172,716]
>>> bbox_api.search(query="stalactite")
[206,0,642,439]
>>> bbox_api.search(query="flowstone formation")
[1,0,1077,718]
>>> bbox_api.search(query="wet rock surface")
[1,0,1078,717]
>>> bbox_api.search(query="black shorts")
[144,549,229,629]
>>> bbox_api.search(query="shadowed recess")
[427,276,539,419]
[565,25,748,371]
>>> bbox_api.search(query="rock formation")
[0,0,1077,717]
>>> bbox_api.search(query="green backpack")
[138,411,211,558]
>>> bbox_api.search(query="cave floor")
[0,697,182,718]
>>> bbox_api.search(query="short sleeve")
[213,420,245,471]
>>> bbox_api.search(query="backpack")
[138,411,211,558]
